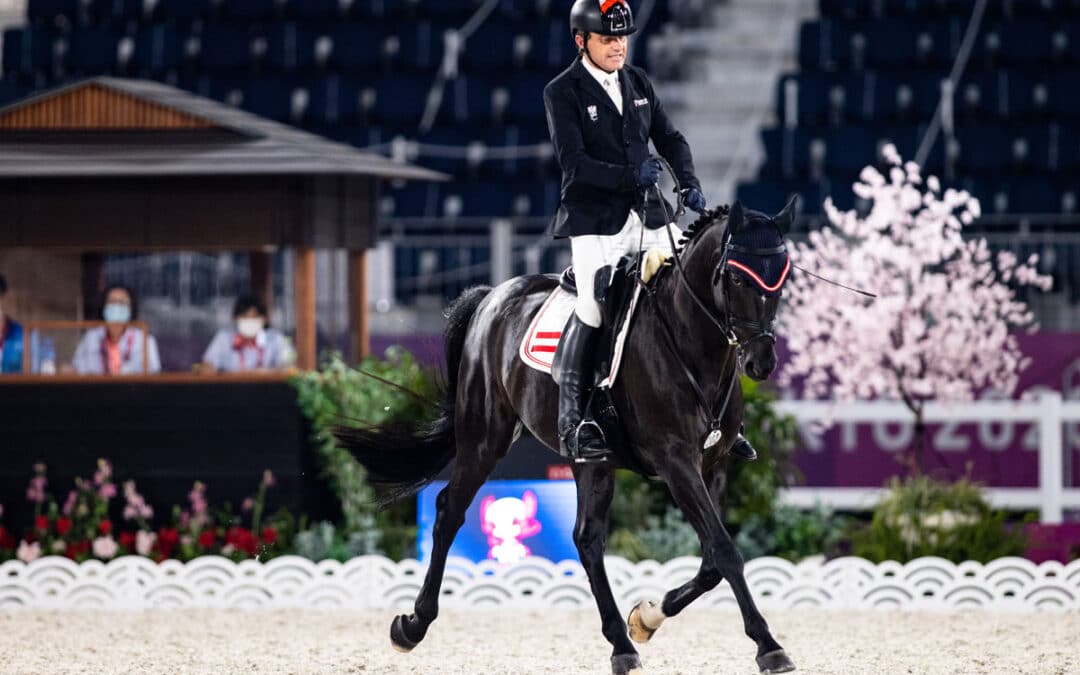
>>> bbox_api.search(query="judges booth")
[0,77,445,527]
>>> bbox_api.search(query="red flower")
[0,526,15,550]
[65,540,91,559]
[98,520,112,535]
[225,527,258,556]
[197,530,216,548]
[260,527,277,545]
[157,527,179,558]
[56,518,72,536]
[118,531,135,550]
[34,515,48,532]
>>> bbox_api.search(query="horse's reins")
[636,156,747,450]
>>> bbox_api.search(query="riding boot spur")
[555,314,611,463]
[730,424,758,461]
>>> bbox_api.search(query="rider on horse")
[544,0,758,464]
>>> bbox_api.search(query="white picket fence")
[1,554,1078,612]
[775,393,1080,523]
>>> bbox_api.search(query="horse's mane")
[676,204,730,250]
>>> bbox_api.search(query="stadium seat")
[66,28,119,75]
[131,24,184,76]
[1,27,53,75]
[506,74,548,124]
[283,0,346,20]
[241,77,300,122]
[151,0,213,25]
[265,22,318,72]
[306,74,365,125]
[89,0,144,25]
[220,0,279,21]
[27,0,79,25]
[326,24,382,71]
[524,19,576,70]
[443,75,497,123]
[371,75,429,123]
[198,24,258,72]
[395,21,445,71]
[461,22,517,71]
[1046,70,1080,119]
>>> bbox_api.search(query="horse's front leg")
[627,460,795,674]
[572,462,642,675]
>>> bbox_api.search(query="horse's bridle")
[644,157,788,450]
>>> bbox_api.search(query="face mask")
[237,318,264,338]
[103,303,131,323]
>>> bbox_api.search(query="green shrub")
[291,347,437,559]
[850,475,1032,563]
[606,377,799,561]
[734,503,849,562]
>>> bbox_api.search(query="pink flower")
[135,530,156,556]
[92,536,118,560]
[16,540,41,563]
[261,470,275,488]
[0,503,3,519]
[98,483,117,500]
[62,490,77,516]
[93,459,112,486]
[25,476,46,504]
[241,498,254,513]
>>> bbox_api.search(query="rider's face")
[578,34,627,72]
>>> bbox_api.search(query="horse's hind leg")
[628,460,795,674]
[572,463,641,675]
[389,399,517,653]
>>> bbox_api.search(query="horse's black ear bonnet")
[725,206,790,296]
[679,197,795,297]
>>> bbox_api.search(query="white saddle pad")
[518,284,642,389]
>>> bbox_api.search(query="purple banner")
[779,333,1080,489]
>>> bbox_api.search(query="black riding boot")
[556,315,611,463]
[730,425,758,461]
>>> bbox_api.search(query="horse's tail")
[332,285,492,507]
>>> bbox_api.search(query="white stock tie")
[604,76,623,115]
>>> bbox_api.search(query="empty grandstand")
[2,0,1078,335]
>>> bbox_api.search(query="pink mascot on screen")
[479,490,542,563]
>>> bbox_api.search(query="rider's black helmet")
[570,0,637,38]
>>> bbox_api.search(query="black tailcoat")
[544,55,701,238]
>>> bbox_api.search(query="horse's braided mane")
[676,204,730,250]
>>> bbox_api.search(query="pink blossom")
[262,470,275,488]
[25,476,46,504]
[98,483,117,500]
[92,536,118,560]
[241,498,254,513]
[93,459,112,486]
[62,490,77,516]
[780,145,1051,409]
[122,481,153,521]
[16,540,41,563]
[0,503,3,519]
[135,530,156,556]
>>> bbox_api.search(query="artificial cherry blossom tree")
[778,144,1052,468]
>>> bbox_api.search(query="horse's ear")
[728,200,744,235]
[773,194,798,234]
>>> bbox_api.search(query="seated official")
[0,273,24,374]
[72,284,161,375]
[198,295,290,373]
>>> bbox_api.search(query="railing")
[775,393,1080,523]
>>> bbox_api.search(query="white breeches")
[569,209,683,328]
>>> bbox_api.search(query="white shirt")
[581,55,623,115]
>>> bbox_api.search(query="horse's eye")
[730,274,743,286]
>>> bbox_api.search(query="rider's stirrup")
[570,419,609,464]
[730,433,758,461]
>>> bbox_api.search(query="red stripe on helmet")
[600,0,622,13]
[728,256,791,293]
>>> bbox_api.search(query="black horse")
[335,198,798,675]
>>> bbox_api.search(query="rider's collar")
[580,52,619,82]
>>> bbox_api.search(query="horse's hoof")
[757,648,796,673]
[390,614,419,653]
[627,600,663,643]
[611,653,644,675]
